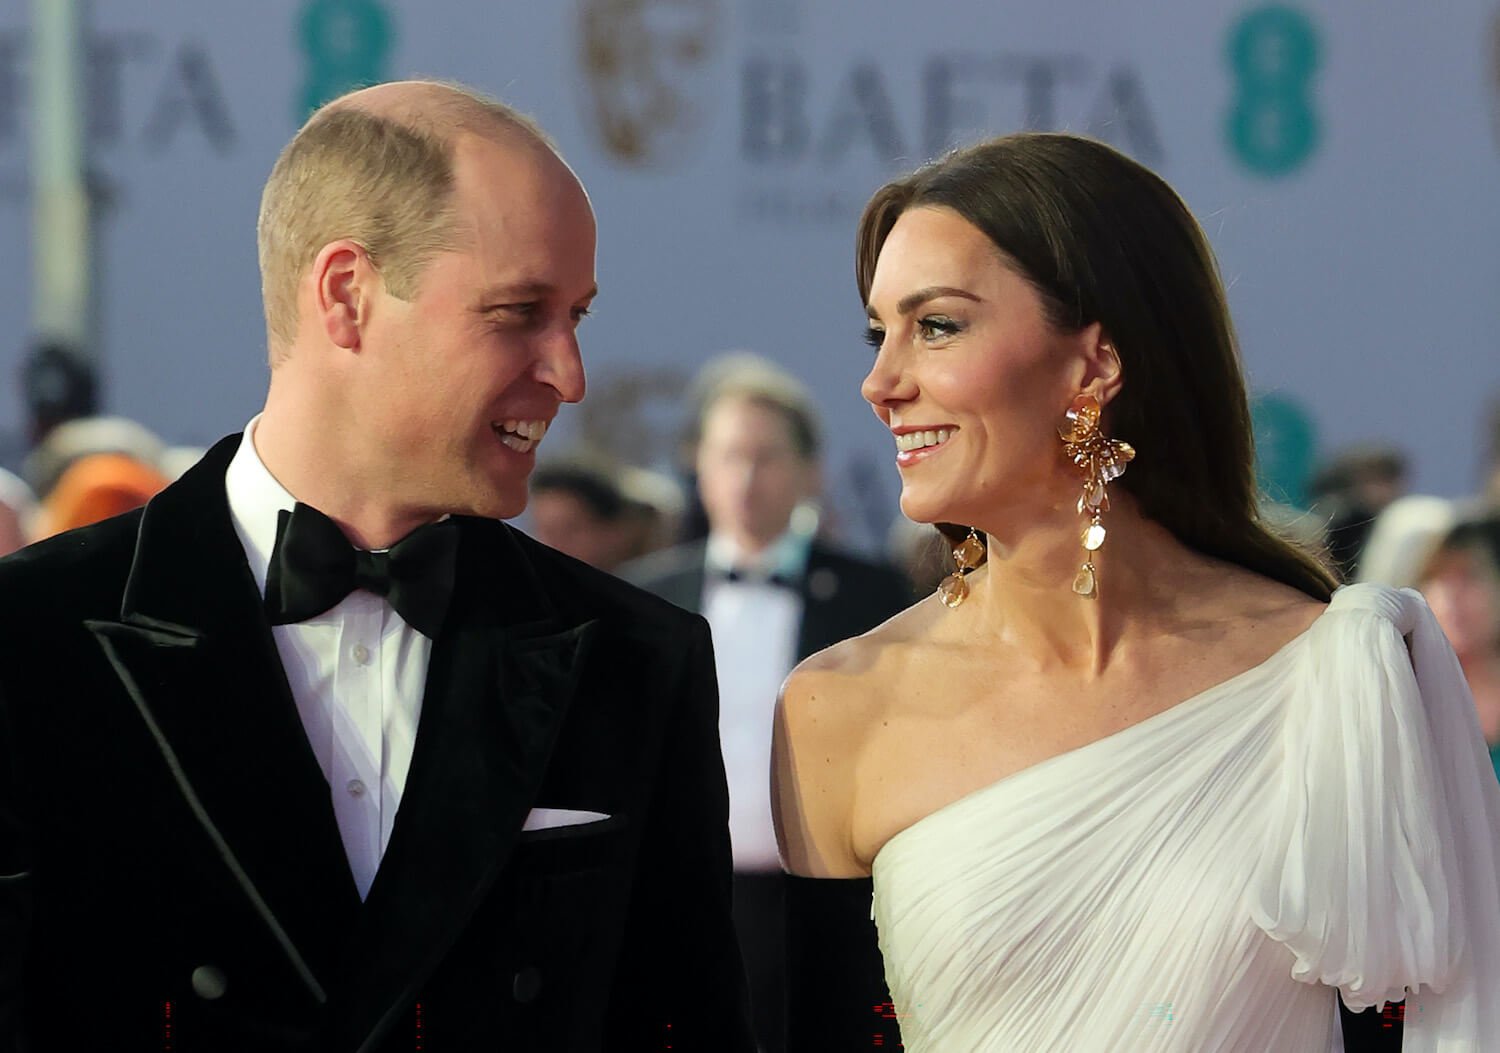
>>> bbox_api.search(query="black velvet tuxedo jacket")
[621,539,913,663]
[0,436,754,1052]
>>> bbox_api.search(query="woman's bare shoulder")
[773,599,935,878]
[1210,563,1329,632]
[1171,558,1330,662]
[780,597,940,737]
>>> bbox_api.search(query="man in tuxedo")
[0,81,752,1052]
[623,360,911,1050]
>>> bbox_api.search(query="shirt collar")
[224,415,297,596]
[705,528,811,582]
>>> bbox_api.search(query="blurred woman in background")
[1419,517,1500,783]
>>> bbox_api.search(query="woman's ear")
[1079,324,1124,406]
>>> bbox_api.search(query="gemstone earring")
[937,528,985,608]
[1058,394,1135,599]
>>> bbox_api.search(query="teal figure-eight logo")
[1250,392,1316,508]
[1225,5,1321,177]
[298,0,394,120]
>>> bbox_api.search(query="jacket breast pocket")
[511,813,630,878]
[495,814,636,1045]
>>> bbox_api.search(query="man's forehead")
[704,397,801,443]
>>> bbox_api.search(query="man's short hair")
[688,355,821,461]
[256,82,550,358]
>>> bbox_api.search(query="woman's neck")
[964,491,1202,677]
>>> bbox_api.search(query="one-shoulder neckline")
[870,596,1337,872]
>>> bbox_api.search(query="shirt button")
[346,779,366,798]
[352,643,371,665]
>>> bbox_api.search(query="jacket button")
[191,965,227,1000]
[512,966,542,1004]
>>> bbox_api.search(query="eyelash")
[918,316,961,340]
[862,316,962,350]
[492,304,593,325]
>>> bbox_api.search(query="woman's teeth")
[493,419,549,453]
[895,427,953,453]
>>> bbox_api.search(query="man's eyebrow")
[867,286,982,320]
[478,282,599,307]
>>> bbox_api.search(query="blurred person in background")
[160,445,211,482]
[529,459,637,569]
[1418,517,1500,783]
[22,414,167,504]
[1307,444,1408,580]
[0,468,34,556]
[616,462,685,556]
[19,415,173,538]
[0,79,753,1052]
[624,356,910,1051]
[529,458,680,571]
[1357,495,1458,588]
[32,451,169,538]
[21,340,97,446]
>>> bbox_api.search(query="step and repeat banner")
[0,1,1496,547]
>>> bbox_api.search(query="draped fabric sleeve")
[1250,584,1500,1049]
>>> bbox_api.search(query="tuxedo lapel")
[85,435,359,1005]
[332,520,598,1052]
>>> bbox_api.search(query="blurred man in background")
[529,458,681,572]
[1308,443,1409,580]
[625,355,910,1051]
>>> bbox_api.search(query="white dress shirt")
[701,530,809,872]
[224,418,430,899]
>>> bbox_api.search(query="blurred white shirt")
[702,530,808,872]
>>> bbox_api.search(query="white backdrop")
[0,0,1495,548]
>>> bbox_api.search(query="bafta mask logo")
[578,0,721,167]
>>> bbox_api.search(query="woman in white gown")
[770,133,1500,1051]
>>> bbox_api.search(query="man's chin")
[454,484,527,522]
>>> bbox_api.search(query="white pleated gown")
[872,584,1500,1051]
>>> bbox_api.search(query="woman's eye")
[863,326,886,349]
[917,316,961,340]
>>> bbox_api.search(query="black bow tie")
[714,566,796,589]
[264,503,460,638]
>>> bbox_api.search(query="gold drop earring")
[937,528,985,609]
[1058,394,1135,599]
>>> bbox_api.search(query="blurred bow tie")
[713,566,797,589]
[264,503,460,638]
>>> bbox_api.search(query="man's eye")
[494,303,540,321]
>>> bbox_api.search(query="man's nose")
[539,330,586,404]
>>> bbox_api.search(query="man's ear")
[310,239,375,351]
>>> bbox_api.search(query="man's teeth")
[895,427,953,453]
[494,418,549,453]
